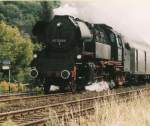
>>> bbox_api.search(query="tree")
[0,1,60,34]
[0,1,61,81]
[40,1,60,21]
[0,21,34,82]
[41,1,53,21]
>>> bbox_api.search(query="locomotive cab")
[111,33,123,61]
[95,24,123,61]
[94,24,111,60]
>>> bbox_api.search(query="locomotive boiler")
[31,15,150,93]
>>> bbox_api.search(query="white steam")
[54,0,150,43]
[54,4,78,17]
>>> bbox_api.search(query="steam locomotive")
[31,15,150,93]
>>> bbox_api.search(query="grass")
[1,119,17,126]
[0,103,7,110]
[45,109,60,126]
[2,92,150,126]
[46,92,150,126]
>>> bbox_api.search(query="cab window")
[117,36,122,47]
[95,29,109,44]
[110,33,116,44]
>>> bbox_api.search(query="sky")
[54,0,150,44]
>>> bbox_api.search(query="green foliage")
[0,21,34,82]
[0,1,60,34]
[41,1,53,21]
[0,2,40,34]
[0,21,33,65]
[40,1,60,21]
[0,1,60,82]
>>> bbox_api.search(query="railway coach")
[123,38,150,83]
[31,15,150,93]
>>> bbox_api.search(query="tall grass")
[1,119,17,126]
[2,92,150,126]
[46,109,60,126]
[88,98,150,126]
[46,93,150,126]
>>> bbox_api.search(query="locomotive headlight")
[77,54,82,59]
[57,22,62,27]
[33,54,37,59]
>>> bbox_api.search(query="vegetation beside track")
[60,93,150,126]
[0,81,27,93]
[1,119,17,126]
[1,86,150,126]
[0,80,44,94]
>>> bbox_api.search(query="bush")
[0,80,27,93]
[0,81,9,91]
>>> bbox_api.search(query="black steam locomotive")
[31,15,150,93]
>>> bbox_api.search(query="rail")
[0,86,149,126]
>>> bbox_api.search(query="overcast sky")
[54,0,150,43]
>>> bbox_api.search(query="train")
[31,15,150,94]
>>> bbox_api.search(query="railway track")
[0,92,76,113]
[0,91,38,100]
[0,85,150,126]
[0,92,71,103]
[0,84,149,113]
[0,84,149,103]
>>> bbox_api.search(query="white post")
[9,69,10,83]
[9,69,10,93]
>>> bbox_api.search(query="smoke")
[54,0,150,43]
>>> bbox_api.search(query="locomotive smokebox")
[47,15,80,51]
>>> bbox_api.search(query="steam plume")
[54,0,150,43]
